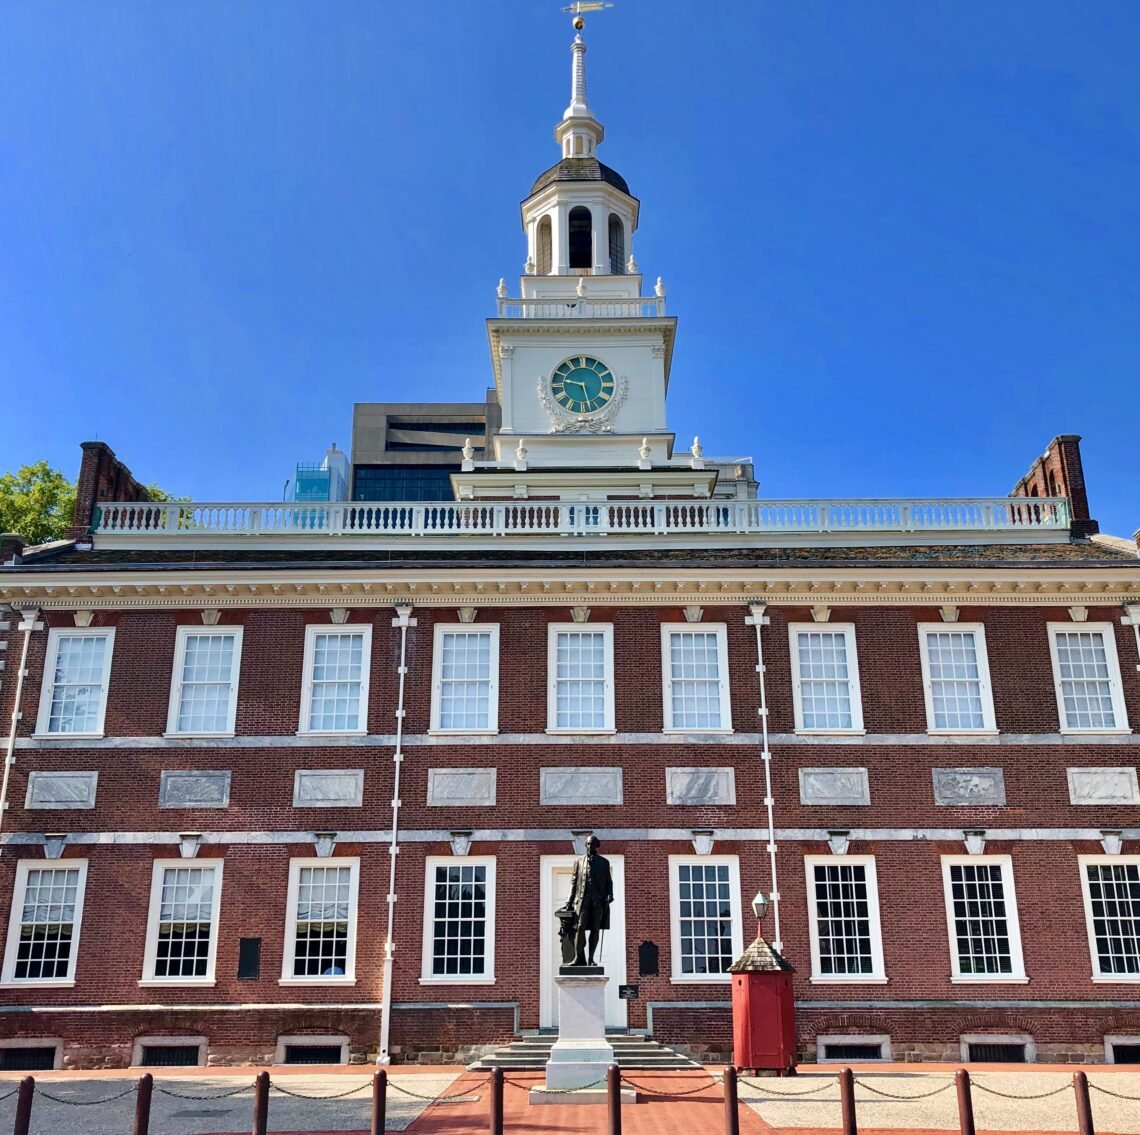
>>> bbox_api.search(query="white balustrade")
[91,496,1071,541]
[495,296,667,319]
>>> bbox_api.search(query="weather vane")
[561,1,613,30]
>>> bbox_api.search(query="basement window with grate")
[967,1042,1027,1063]
[284,1044,345,1065]
[820,1042,887,1062]
[1109,1041,1140,1065]
[0,1047,57,1071]
[140,1044,202,1068]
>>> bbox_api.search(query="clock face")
[550,356,616,414]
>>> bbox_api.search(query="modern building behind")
[0,20,1139,1073]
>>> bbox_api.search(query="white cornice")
[3,566,1140,611]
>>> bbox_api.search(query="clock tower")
[463,18,701,501]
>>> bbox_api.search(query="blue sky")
[2,1,1137,537]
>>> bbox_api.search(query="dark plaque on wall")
[619,984,640,1000]
[237,937,262,980]
[638,940,659,977]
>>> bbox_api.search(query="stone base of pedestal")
[546,1038,614,1090]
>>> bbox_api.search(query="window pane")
[796,631,854,730]
[307,633,365,732]
[47,635,109,734]
[155,866,217,979]
[554,631,607,729]
[293,865,352,977]
[15,868,80,980]
[176,634,236,733]
[926,631,985,730]
[948,863,1014,975]
[676,862,735,975]
[668,632,723,729]
[1055,632,1117,729]
[439,632,493,730]
[812,862,874,975]
[1086,863,1140,975]
[431,863,489,976]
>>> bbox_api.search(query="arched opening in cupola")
[568,206,592,270]
[537,216,553,275]
[608,214,625,275]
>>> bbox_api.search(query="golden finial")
[561,1,613,30]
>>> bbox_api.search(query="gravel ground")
[0,1071,465,1134]
[738,1069,1140,1133]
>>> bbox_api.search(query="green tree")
[0,461,77,544]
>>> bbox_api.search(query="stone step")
[470,1035,701,1071]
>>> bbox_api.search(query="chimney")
[1010,434,1098,538]
[66,442,154,540]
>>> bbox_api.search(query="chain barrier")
[154,1082,254,1101]
[0,1087,19,1102]
[740,1074,836,1097]
[620,1072,722,1097]
[1089,1081,1140,1102]
[35,1084,138,1106]
[504,1074,608,1094]
[269,1078,373,1100]
[386,1073,491,1103]
[854,1077,955,1101]
[971,1081,1072,1101]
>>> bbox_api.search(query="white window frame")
[165,626,244,737]
[1,859,89,986]
[1078,854,1140,983]
[668,854,744,983]
[297,625,372,737]
[660,624,733,734]
[34,628,116,738]
[546,622,615,734]
[788,623,865,735]
[420,855,497,985]
[280,857,360,985]
[940,854,1027,983]
[916,623,998,735]
[140,858,224,986]
[1047,623,1130,735]
[429,624,500,735]
[803,855,886,983]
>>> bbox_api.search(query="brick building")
[1,22,1139,1071]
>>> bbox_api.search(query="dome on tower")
[528,156,632,200]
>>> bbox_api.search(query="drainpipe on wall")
[0,607,43,857]
[378,604,415,1065]
[747,603,782,951]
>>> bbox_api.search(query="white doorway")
[539,855,627,1030]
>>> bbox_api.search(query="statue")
[556,835,613,968]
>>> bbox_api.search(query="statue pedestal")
[530,970,635,1105]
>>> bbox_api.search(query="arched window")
[537,216,552,276]
[608,214,625,275]
[1047,469,1060,497]
[568,206,592,270]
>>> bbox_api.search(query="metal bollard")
[1074,1070,1095,1135]
[955,1069,975,1135]
[12,1077,34,1135]
[132,1072,154,1135]
[489,1066,504,1135]
[252,1070,270,1135]
[724,1064,740,1135]
[607,1062,622,1135]
[839,1067,857,1135]
[371,1069,387,1135]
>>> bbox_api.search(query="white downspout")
[378,603,415,1065]
[0,608,43,857]
[747,603,782,951]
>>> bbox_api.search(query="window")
[430,625,499,733]
[804,856,885,981]
[299,626,372,735]
[661,625,732,732]
[1079,856,1140,981]
[1048,624,1129,733]
[281,858,359,983]
[537,216,553,276]
[608,214,625,275]
[34,629,115,736]
[940,856,1026,981]
[1,861,88,985]
[421,857,497,983]
[166,627,243,736]
[817,1036,891,1062]
[142,860,223,984]
[547,624,614,732]
[918,625,997,733]
[788,625,864,733]
[668,856,743,981]
[275,1035,349,1065]
[568,205,592,269]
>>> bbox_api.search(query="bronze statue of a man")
[567,835,613,967]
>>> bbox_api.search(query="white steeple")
[555,33,604,159]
